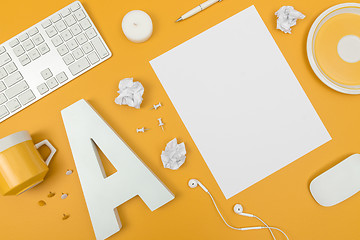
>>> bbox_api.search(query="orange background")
[0,0,360,239]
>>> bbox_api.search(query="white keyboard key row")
[37,71,68,95]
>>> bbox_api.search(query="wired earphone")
[188,179,289,240]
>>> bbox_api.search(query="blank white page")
[150,5,331,199]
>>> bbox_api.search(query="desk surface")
[1,0,360,239]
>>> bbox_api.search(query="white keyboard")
[0,1,111,122]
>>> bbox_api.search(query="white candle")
[122,10,153,43]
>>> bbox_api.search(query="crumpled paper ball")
[161,138,186,170]
[275,6,305,34]
[115,78,144,109]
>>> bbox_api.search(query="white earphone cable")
[268,227,289,240]
[253,215,277,239]
[207,191,289,240]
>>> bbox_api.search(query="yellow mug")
[0,131,56,196]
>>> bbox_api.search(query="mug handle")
[35,140,57,166]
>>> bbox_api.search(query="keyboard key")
[46,77,58,89]
[0,68,7,79]
[4,71,23,87]
[92,37,109,59]
[79,19,91,30]
[88,52,99,64]
[0,81,5,92]
[0,93,7,104]
[60,8,71,17]
[32,34,44,45]
[9,39,19,48]
[76,33,87,44]
[56,72,68,83]
[28,27,39,36]
[29,48,40,60]
[70,24,82,36]
[18,90,35,105]
[13,45,25,57]
[19,33,29,42]
[0,105,9,119]
[69,57,90,75]
[37,83,49,95]
[41,68,53,80]
[38,43,50,55]
[51,14,61,23]
[64,15,77,26]
[72,48,84,59]
[5,62,17,74]
[70,2,80,11]
[5,81,28,99]
[61,29,72,41]
[74,9,86,21]
[51,35,63,47]
[57,44,69,56]
[19,54,31,66]
[67,39,78,50]
[45,26,57,38]
[6,98,21,112]
[85,28,97,39]
[82,42,93,54]
[0,53,11,67]
[23,39,35,51]
[55,20,67,32]
[63,53,74,65]
[0,46,6,54]
[41,19,52,28]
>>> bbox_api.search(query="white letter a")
[61,99,174,240]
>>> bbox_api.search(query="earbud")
[233,204,244,214]
[233,204,254,217]
[188,179,209,192]
[187,179,289,240]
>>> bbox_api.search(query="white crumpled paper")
[115,78,144,109]
[275,6,305,34]
[161,138,186,170]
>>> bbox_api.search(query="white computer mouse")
[310,154,360,207]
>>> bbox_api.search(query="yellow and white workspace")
[0,0,360,239]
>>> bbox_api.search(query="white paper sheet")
[150,5,331,199]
